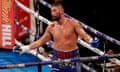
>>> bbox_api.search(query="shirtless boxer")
[14,3,99,72]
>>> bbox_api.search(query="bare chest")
[51,24,75,38]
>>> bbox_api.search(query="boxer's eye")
[52,9,57,12]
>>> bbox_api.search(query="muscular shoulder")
[68,18,82,28]
[46,21,56,31]
[69,18,78,24]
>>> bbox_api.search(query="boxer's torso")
[49,18,78,51]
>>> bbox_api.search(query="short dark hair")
[52,3,64,9]
[54,0,63,3]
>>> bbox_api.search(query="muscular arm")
[29,25,52,49]
[72,19,92,43]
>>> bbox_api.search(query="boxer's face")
[51,6,61,21]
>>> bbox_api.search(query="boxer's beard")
[52,14,61,21]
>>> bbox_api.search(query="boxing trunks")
[51,48,81,72]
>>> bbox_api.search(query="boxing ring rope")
[15,0,52,25]
[99,63,118,68]
[38,0,120,46]
[0,53,120,69]
[14,0,120,66]
[81,63,96,72]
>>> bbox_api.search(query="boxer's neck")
[58,16,66,25]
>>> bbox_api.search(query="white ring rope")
[99,63,118,68]
[15,0,52,25]
[14,0,120,66]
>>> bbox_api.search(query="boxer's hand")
[13,45,30,54]
[89,37,100,48]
